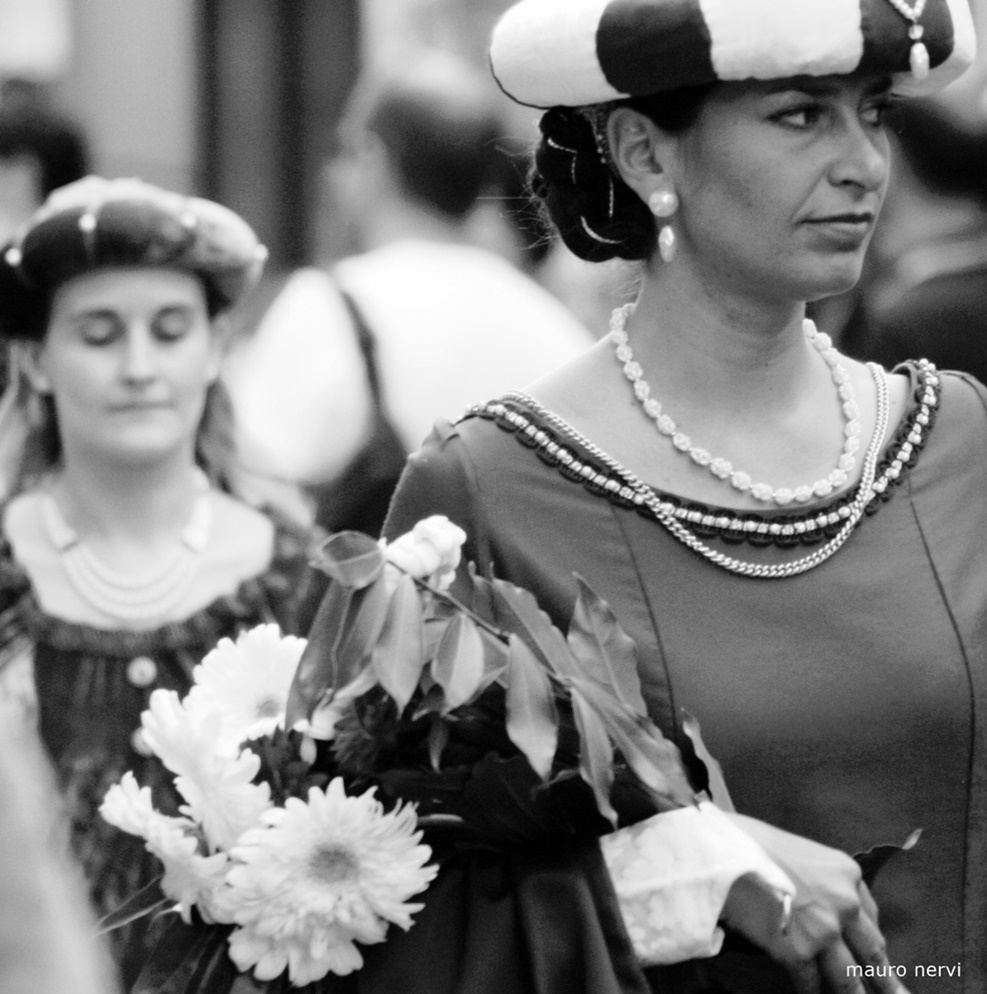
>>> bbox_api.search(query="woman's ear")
[16,342,52,395]
[606,106,677,205]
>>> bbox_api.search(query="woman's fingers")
[817,941,870,994]
[857,880,880,924]
[843,910,912,994]
[783,956,823,994]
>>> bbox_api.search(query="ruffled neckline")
[0,507,321,657]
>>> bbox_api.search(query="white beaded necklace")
[40,475,213,625]
[609,304,861,506]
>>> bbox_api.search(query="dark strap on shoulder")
[306,276,409,537]
[334,282,387,412]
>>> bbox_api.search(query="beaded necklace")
[40,474,213,624]
[479,362,896,579]
[609,304,861,506]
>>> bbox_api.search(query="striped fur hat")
[490,0,977,108]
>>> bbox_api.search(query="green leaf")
[310,530,385,588]
[490,576,578,679]
[285,572,390,727]
[371,572,426,714]
[568,675,693,810]
[855,828,922,887]
[505,633,559,781]
[94,874,170,935]
[567,574,647,716]
[570,683,618,826]
[680,708,735,812]
[432,613,486,710]
[427,714,451,770]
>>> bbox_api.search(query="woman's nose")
[120,326,156,382]
[829,118,889,193]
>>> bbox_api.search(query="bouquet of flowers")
[100,516,698,992]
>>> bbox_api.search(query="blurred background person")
[0,177,326,989]
[808,0,987,376]
[225,49,595,536]
[0,93,90,392]
[838,99,987,379]
[0,90,89,243]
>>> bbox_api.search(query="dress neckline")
[0,508,319,656]
[463,360,939,557]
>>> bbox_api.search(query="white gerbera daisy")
[185,624,307,752]
[224,778,436,986]
[140,689,273,852]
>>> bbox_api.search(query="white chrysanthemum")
[141,689,273,851]
[100,773,232,924]
[100,771,194,838]
[224,779,437,986]
[146,820,233,924]
[185,624,307,752]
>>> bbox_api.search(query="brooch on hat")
[885,0,930,80]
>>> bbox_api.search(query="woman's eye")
[773,105,822,129]
[78,316,121,345]
[154,309,193,340]
[862,99,896,128]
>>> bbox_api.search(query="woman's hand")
[720,812,910,994]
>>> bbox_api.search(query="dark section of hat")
[18,200,195,295]
[597,0,715,96]
[858,0,954,74]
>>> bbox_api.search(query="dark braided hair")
[529,85,715,263]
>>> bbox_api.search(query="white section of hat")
[700,0,863,80]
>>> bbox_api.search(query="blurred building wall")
[59,0,199,193]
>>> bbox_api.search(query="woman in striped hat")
[381,1,983,991]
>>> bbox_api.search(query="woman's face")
[666,74,893,303]
[33,266,219,466]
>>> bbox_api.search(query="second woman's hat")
[490,0,977,108]
[0,176,267,341]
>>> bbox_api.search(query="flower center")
[309,846,360,885]
[254,696,282,720]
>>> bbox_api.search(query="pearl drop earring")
[648,183,678,262]
[648,187,678,217]
[658,225,676,263]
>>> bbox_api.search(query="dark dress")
[0,512,327,992]
[381,361,987,993]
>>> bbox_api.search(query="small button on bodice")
[127,656,157,688]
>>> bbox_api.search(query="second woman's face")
[668,74,893,303]
[36,266,220,466]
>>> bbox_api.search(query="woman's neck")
[50,450,202,547]
[626,265,814,418]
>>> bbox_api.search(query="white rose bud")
[381,515,467,592]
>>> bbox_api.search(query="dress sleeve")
[383,419,495,580]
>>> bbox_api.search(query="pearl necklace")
[498,359,890,579]
[40,475,213,625]
[609,304,861,506]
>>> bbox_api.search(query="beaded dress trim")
[463,360,940,575]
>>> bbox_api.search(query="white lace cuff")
[600,801,795,965]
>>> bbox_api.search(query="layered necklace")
[609,304,860,506]
[41,472,213,625]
